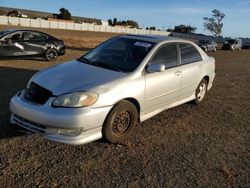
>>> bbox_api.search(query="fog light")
[57,128,83,136]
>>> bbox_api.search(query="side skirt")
[140,93,195,122]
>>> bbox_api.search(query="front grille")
[24,82,52,104]
[12,113,47,134]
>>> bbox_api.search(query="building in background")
[0,6,102,25]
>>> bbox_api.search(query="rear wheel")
[45,48,58,61]
[102,100,138,143]
[194,78,208,104]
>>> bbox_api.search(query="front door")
[144,43,182,114]
[0,32,26,57]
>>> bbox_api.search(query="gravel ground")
[0,29,249,187]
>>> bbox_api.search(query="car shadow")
[0,66,37,139]
[0,57,47,62]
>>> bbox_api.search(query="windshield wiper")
[78,57,92,63]
[78,57,123,72]
[96,62,123,72]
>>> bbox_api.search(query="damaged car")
[0,29,65,61]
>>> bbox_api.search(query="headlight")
[52,92,98,107]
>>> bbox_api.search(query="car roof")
[120,34,182,43]
[1,29,52,36]
[1,29,56,39]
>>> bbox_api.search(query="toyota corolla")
[9,35,215,145]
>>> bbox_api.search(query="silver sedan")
[10,35,215,145]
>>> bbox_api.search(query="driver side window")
[10,33,22,41]
[150,44,178,69]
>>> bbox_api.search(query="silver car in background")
[10,35,215,145]
[198,40,217,52]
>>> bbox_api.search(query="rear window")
[179,44,202,65]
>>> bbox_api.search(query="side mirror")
[146,64,165,73]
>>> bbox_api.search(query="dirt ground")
[0,26,250,187]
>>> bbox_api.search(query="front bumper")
[9,91,112,145]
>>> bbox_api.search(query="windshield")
[78,37,156,72]
[0,30,14,38]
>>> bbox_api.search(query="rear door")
[22,31,48,56]
[144,43,182,114]
[178,43,204,99]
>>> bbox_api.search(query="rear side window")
[179,44,202,65]
[26,32,48,40]
[150,44,178,69]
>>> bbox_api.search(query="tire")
[102,100,138,143]
[45,48,58,61]
[194,78,208,104]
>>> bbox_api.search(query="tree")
[7,10,19,17]
[108,18,139,28]
[58,8,71,20]
[149,26,156,30]
[203,9,225,37]
[108,19,113,26]
[126,20,139,29]
[166,28,173,32]
[113,18,117,26]
[173,25,196,33]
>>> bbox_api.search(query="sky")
[1,0,250,38]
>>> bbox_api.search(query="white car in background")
[222,38,242,50]
[10,35,215,145]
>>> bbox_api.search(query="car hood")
[32,60,127,95]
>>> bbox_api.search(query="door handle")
[175,70,182,76]
[199,64,204,69]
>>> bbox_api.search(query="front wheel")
[45,48,58,61]
[102,100,138,143]
[194,79,208,104]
